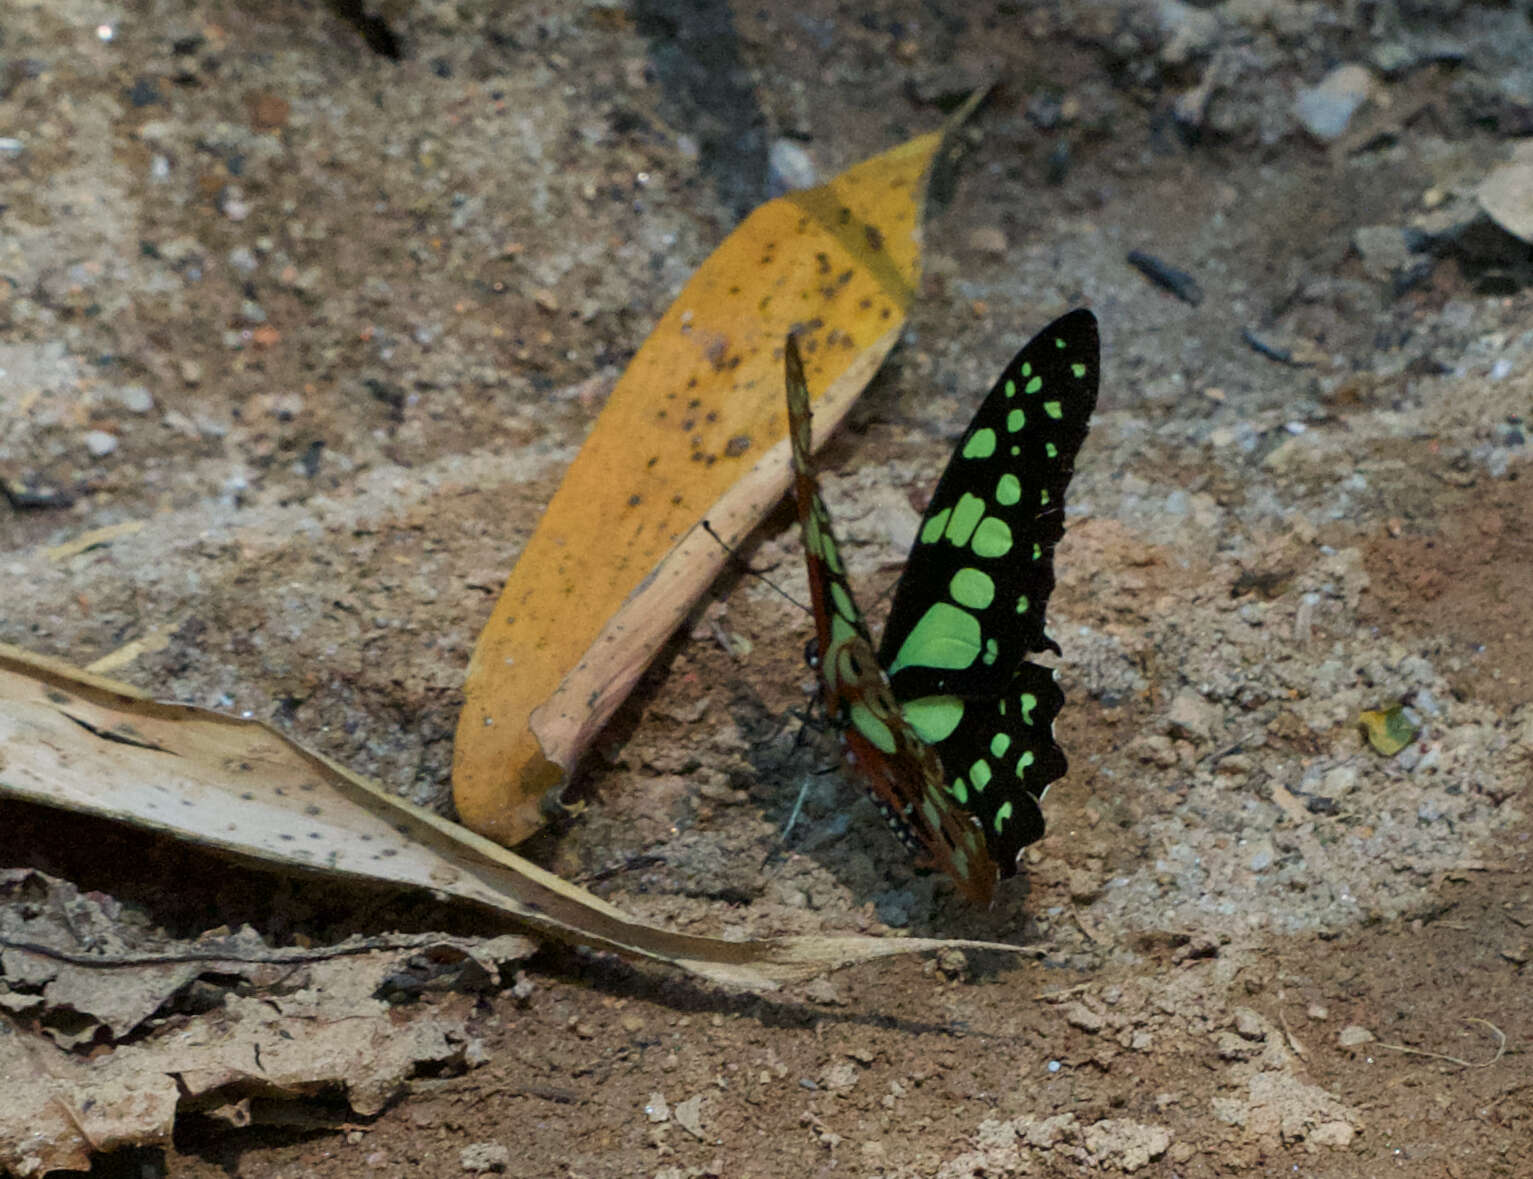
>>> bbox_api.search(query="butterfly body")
[785,310,1099,905]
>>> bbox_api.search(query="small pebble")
[84,430,119,458]
[768,138,817,194]
[967,225,1008,256]
[1338,1025,1375,1047]
[1294,64,1374,141]
[458,1142,510,1173]
[114,385,155,414]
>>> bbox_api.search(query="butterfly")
[784,310,1099,905]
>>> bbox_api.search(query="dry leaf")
[454,95,985,845]
[0,957,475,1174]
[0,866,535,1045]
[0,642,1030,993]
[0,864,537,1172]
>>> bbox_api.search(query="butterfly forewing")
[877,309,1099,701]
[785,336,998,905]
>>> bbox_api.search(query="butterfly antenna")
[700,518,810,614]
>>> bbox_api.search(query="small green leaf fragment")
[1358,704,1420,756]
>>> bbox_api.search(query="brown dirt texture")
[2,0,1531,1176]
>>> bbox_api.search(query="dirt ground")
[2,0,1531,1175]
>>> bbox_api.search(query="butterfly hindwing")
[877,309,1099,701]
[922,660,1067,872]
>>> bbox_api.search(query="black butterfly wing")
[876,309,1098,872]
[876,309,1099,701]
[900,660,1068,875]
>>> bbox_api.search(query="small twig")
[1071,903,1107,946]
[1373,1018,1507,1069]
[1034,981,1094,1003]
[1126,250,1204,305]
[1278,1009,1308,1059]
[0,932,489,969]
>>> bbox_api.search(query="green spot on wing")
[902,694,965,743]
[993,801,1014,833]
[969,758,993,792]
[1025,375,1043,394]
[943,493,987,547]
[972,516,1013,558]
[849,702,897,754]
[949,567,995,609]
[886,601,982,677]
[1006,408,1025,433]
[990,732,1011,758]
[962,428,997,459]
[1043,400,1062,419]
[996,473,1021,505]
[1071,362,1087,378]
[920,507,951,545]
[830,581,856,621]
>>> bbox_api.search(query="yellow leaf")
[455,100,983,845]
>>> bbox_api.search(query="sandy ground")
[1,0,1531,1175]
